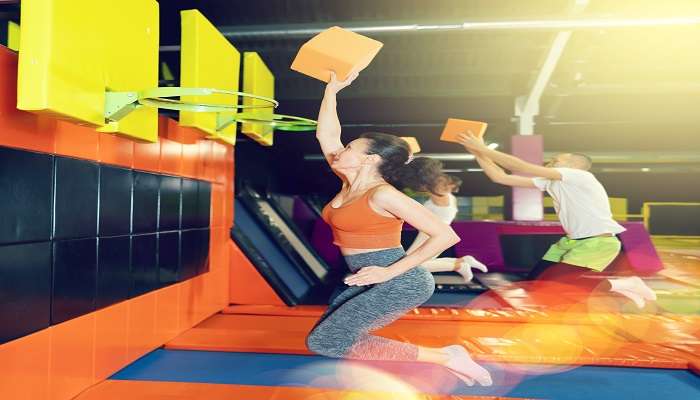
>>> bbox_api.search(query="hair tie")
[404,154,414,165]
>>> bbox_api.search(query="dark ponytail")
[361,132,444,194]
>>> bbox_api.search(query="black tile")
[180,178,198,229]
[158,176,181,231]
[158,232,180,287]
[179,229,210,281]
[179,230,199,281]
[53,157,99,240]
[99,166,133,236]
[52,238,97,324]
[196,181,211,228]
[0,242,51,344]
[97,236,131,309]
[0,147,54,244]
[196,228,210,275]
[131,234,158,297]
[132,172,158,234]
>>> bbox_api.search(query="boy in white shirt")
[456,132,656,308]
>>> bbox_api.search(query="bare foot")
[613,289,646,308]
[609,276,657,308]
[454,256,488,283]
[609,276,656,308]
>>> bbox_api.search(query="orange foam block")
[401,136,421,154]
[291,26,383,82]
[440,118,488,143]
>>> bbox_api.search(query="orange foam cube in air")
[291,26,383,82]
[440,118,488,143]
[400,137,421,154]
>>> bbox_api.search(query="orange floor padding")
[74,380,532,400]
[165,313,699,369]
[166,248,700,372]
[223,304,700,327]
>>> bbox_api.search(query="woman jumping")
[305,71,492,387]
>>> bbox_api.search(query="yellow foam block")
[440,118,488,144]
[179,9,240,144]
[291,26,383,82]
[472,197,489,207]
[242,52,274,146]
[17,0,159,142]
[400,137,421,154]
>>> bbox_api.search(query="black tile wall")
[0,242,52,343]
[99,166,133,236]
[158,232,180,287]
[132,172,159,234]
[195,228,211,275]
[159,176,181,231]
[131,234,158,297]
[180,178,198,229]
[0,147,53,244]
[0,146,213,344]
[53,156,99,240]
[97,236,131,309]
[180,228,210,281]
[52,238,97,324]
[196,180,212,229]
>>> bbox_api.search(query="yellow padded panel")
[179,9,240,144]
[472,197,489,207]
[543,196,558,221]
[241,52,274,146]
[488,196,504,206]
[17,0,159,142]
[7,21,20,51]
[546,197,628,220]
[609,197,628,221]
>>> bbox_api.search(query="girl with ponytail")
[305,71,492,387]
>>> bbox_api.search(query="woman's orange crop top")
[321,185,403,249]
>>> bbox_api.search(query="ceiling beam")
[212,16,700,41]
[304,151,700,164]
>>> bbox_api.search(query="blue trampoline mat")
[424,291,480,306]
[112,350,700,400]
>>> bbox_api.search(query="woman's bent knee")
[306,327,344,358]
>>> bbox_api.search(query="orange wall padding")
[0,46,235,400]
[229,241,286,306]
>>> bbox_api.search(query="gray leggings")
[306,248,435,361]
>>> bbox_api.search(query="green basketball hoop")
[104,87,317,136]
[104,87,278,122]
[231,113,318,132]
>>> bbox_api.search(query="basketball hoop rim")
[136,87,278,112]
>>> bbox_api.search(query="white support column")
[514,31,573,136]
[511,0,588,220]
[514,0,588,135]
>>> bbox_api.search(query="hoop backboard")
[179,9,240,145]
[17,0,159,142]
[241,52,274,146]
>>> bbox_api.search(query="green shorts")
[542,236,621,272]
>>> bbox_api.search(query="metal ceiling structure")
[157,0,700,165]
